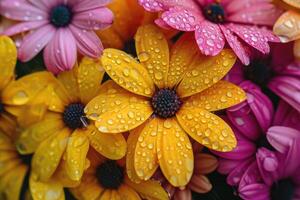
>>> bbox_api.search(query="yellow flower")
[70,148,169,200]
[273,0,300,59]
[0,36,18,136]
[85,25,246,187]
[10,57,127,184]
[98,0,176,50]
[0,130,71,200]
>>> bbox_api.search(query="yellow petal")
[134,118,159,180]
[52,160,81,188]
[0,113,17,137]
[157,118,193,187]
[32,128,70,181]
[0,151,18,162]
[30,173,65,200]
[70,173,103,200]
[135,24,169,88]
[125,177,169,200]
[177,49,236,97]
[57,67,80,102]
[101,49,155,97]
[0,132,14,151]
[126,124,145,183]
[77,57,105,104]
[0,165,27,200]
[16,112,64,154]
[118,184,141,200]
[184,80,246,112]
[167,33,199,87]
[282,0,300,9]
[176,107,237,152]
[111,190,121,200]
[66,129,90,181]
[0,160,20,177]
[0,36,17,90]
[99,190,112,200]
[274,11,300,42]
[85,81,153,133]
[88,126,127,160]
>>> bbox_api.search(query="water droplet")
[13,91,29,104]
[139,52,150,62]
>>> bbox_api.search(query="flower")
[226,42,300,113]
[273,0,300,59]
[156,143,218,200]
[0,129,75,200]
[238,127,300,200]
[0,36,18,136]
[11,57,127,183]
[138,0,281,65]
[215,98,300,187]
[0,0,114,74]
[85,24,246,187]
[70,148,169,200]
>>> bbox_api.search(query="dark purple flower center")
[203,3,226,23]
[50,5,73,27]
[271,179,295,200]
[151,89,182,118]
[96,160,124,189]
[63,103,86,129]
[0,102,4,113]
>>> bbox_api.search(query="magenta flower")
[138,0,281,65]
[239,128,300,200]
[214,97,300,187]
[0,0,113,74]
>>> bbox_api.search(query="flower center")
[151,89,182,118]
[96,160,124,189]
[0,102,4,113]
[256,135,275,151]
[50,5,73,27]
[63,103,86,129]
[244,59,273,87]
[203,3,226,23]
[271,179,295,200]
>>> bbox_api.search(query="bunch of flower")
[0,0,299,200]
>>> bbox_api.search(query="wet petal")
[184,80,246,112]
[0,132,15,151]
[30,173,65,200]
[66,129,90,181]
[118,184,141,200]
[77,57,105,104]
[57,67,80,102]
[88,126,127,160]
[177,49,236,97]
[167,33,199,87]
[134,118,159,180]
[157,118,194,187]
[16,112,64,154]
[177,107,237,152]
[0,36,17,90]
[85,81,152,133]
[101,49,155,97]
[273,10,300,42]
[0,165,27,200]
[135,24,169,88]
[32,128,70,181]
[125,177,169,200]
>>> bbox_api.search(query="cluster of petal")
[0,0,113,73]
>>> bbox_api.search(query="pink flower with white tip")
[138,0,281,65]
[0,0,113,74]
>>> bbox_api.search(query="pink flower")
[214,98,300,187]
[138,0,281,65]
[239,128,300,200]
[0,0,113,74]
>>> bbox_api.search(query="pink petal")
[195,22,225,56]
[18,25,55,62]
[72,0,112,12]
[276,62,300,78]
[268,76,300,112]
[224,0,275,13]
[218,158,244,175]
[226,158,255,186]
[273,100,300,130]
[69,25,103,58]
[72,7,113,30]
[3,20,47,36]
[219,25,251,65]
[138,0,198,12]
[27,0,57,10]
[155,18,173,29]
[227,24,272,54]
[161,6,203,31]
[0,0,48,21]
[44,28,77,74]
[239,183,270,200]
[270,43,294,72]
[225,62,245,85]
